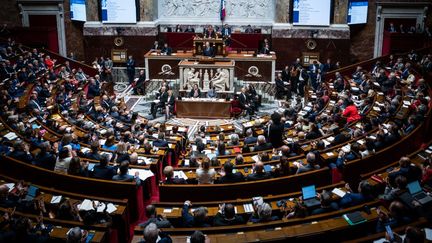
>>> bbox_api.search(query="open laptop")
[407,181,432,205]
[302,185,321,208]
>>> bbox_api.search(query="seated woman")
[188,84,201,98]
[216,142,230,156]
[102,136,117,151]
[196,158,216,184]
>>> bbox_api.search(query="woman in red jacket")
[343,99,361,123]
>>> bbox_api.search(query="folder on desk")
[343,211,366,225]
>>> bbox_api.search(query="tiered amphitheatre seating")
[1,38,431,242]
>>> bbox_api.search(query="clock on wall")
[306,39,317,50]
[114,37,124,47]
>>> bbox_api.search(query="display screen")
[101,0,137,24]
[347,0,368,25]
[293,0,331,26]
[70,0,87,22]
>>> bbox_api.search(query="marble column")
[275,0,290,23]
[86,0,99,21]
[333,0,348,24]
[140,0,155,21]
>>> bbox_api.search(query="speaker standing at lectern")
[203,42,215,57]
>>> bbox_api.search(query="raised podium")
[193,37,226,56]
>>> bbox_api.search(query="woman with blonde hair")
[196,158,216,184]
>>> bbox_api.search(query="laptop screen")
[302,185,316,200]
[408,181,422,195]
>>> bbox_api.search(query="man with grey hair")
[244,128,257,145]
[139,222,172,243]
[228,133,240,146]
[253,135,272,152]
[295,152,320,174]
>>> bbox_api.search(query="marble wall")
[157,0,275,25]
[86,0,99,21]
[140,0,155,21]
[350,0,378,62]
[64,0,86,61]
[275,0,290,23]
[333,0,348,24]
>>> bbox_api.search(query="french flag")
[220,0,226,21]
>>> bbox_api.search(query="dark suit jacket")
[166,95,175,106]
[244,136,258,145]
[189,89,201,98]
[153,139,169,148]
[9,150,33,164]
[239,93,249,109]
[92,165,117,180]
[246,172,272,181]
[203,46,215,57]
[161,47,172,55]
[268,123,285,148]
[253,143,273,152]
[159,91,168,104]
[218,172,244,183]
[213,212,244,226]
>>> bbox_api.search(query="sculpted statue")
[211,68,229,91]
[184,68,201,89]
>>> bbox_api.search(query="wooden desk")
[176,99,231,119]
[144,51,276,82]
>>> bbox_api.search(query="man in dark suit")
[202,42,214,57]
[253,135,273,152]
[134,70,146,95]
[126,55,135,84]
[33,142,56,170]
[246,161,272,181]
[275,73,290,99]
[184,25,195,33]
[218,162,244,183]
[213,203,244,226]
[150,86,168,119]
[151,41,160,50]
[221,24,232,38]
[260,43,271,55]
[244,129,257,145]
[163,166,187,184]
[153,132,169,148]
[161,43,172,56]
[27,94,43,113]
[92,154,117,180]
[8,141,32,164]
[239,87,254,116]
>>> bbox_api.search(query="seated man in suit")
[153,132,169,148]
[188,84,201,98]
[182,201,210,227]
[247,161,272,181]
[253,135,272,152]
[275,73,290,99]
[139,204,172,228]
[163,166,187,184]
[213,203,244,226]
[161,43,172,56]
[202,42,214,57]
[151,41,160,51]
[244,128,257,145]
[239,87,254,116]
[260,43,271,55]
[92,154,117,180]
[112,161,141,185]
[218,161,244,183]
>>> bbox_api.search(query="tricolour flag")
[220,0,226,21]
